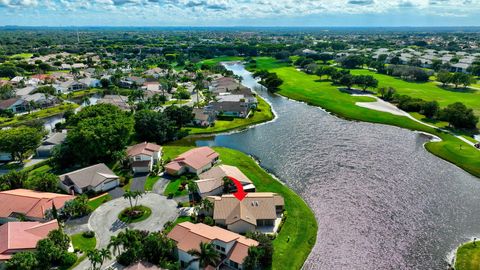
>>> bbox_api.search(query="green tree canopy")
[0,126,44,163]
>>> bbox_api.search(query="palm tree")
[132,190,144,208]
[123,191,135,209]
[99,248,111,266]
[86,249,102,270]
[200,199,213,214]
[187,242,221,269]
[108,235,122,256]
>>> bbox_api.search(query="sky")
[0,0,479,27]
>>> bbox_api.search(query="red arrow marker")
[228,176,248,201]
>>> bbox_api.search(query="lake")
[197,62,480,269]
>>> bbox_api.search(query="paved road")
[74,193,178,270]
[130,173,148,192]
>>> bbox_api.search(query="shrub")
[59,252,77,268]
[82,231,95,238]
[203,216,214,226]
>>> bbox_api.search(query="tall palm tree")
[99,248,111,266]
[187,242,221,269]
[200,199,213,214]
[86,249,102,270]
[123,191,135,209]
[108,235,122,256]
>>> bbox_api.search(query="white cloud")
[0,0,479,23]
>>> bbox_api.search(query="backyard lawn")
[163,146,317,270]
[455,241,480,270]
[251,57,480,179]
[163,177,189,198]
[69,233,96,270]
[198,56,244,67]
[0,103,79,127]
[71,233,96,252]
[185,95,274,135]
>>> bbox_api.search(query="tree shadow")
[338,87,375,95]
[110,219,128,233]
[438,85,477,93]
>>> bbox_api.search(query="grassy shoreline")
[455,241,480,270]
[162,146,317,270]
[184,95,274,135]
[249,57,480,178]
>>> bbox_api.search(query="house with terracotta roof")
[126,142,162,173]
[0,189,73,223]
[207,192,285,234]
[0,219,59,261]
[59,163,120,195]
[167,222,258,270]
[195,165,255,198]
[0,98,27,114]
[165,147,219,176]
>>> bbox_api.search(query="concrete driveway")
[88,192,179,248]
[73,193,178,270]
[130,173,149,192]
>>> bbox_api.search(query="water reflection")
[197,62,480,269]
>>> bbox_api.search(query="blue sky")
[0,0,479,26]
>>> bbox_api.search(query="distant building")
[59,163,120,195]
[36,132,67,157]
[97,95,131,111]
[0,98,27,114]
[192,108,215,127]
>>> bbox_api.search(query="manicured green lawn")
[350,69,480,128]
[118,205,152,223]
[9,53,33,59]
[87,194,112,210]
[61,88,101,99]
[71,233,96,252]
[164,99,189,106]
[252,57,480,179]
[69,233,96,270]
[144,175,160,191]
[185,95,274,135]
[163,178,189,197]
[0,103,79,127]
[163,146,317,270]
[198,56,244,67]
[164,216,195,233]
[455,242,480,270]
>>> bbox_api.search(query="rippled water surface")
[197,63,480,270]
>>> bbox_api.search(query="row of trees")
[385,65,431,82]
[6,228,77,270]
[0,170,59,193]
[252,70,283,92]
[394,95,478,129]
[100,229,178,269]
[437,71,476,88]
[53,104,134,168]
[134,105,193,144]
[0,126,44,163]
